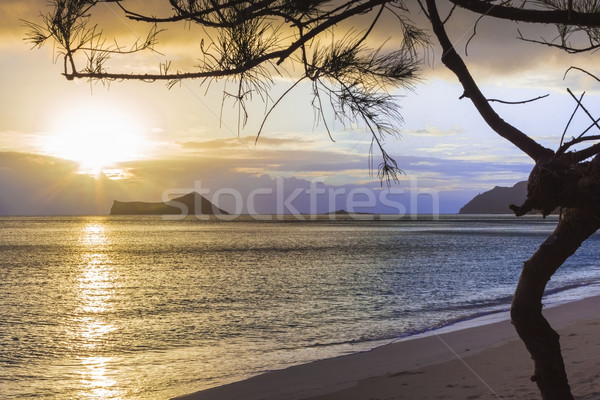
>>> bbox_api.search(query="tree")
[26,1,600,399]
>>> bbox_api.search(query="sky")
[1,0,599,216]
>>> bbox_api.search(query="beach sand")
[175,295,600,400]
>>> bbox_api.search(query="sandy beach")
[175,294,600,400]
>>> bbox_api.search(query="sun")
[44,105,146,178]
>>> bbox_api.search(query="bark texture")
[511,208,600,399]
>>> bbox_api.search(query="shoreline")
[175,294,600,400]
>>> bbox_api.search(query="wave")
[401,278,600,340]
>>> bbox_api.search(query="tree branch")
[517,34,600,54]
[487,94,549,105]
[425,0,553,162]
[450,0,600,27]
[62,0,392,80]
[566,88,600,134]
[564,66,600,84]
[559,91,584,150]
[572,141,600,162]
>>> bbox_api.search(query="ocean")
[1,215,600,399]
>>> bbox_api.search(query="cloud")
[416,143,465,154]
[0,150,533,215]
[403,124,464,137]
[0,152,119,215]
[179,135,311,150]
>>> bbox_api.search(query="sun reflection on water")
[80,223,108,246]
[78,356,119,399]
[72,221,122,399]
[79,253,113,314]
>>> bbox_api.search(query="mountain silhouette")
[459,181,528,214]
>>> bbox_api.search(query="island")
[326,209,374,216]
[110,192,229,216]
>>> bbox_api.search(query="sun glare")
[45,106,146,178]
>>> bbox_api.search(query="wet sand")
[175,295,600,400]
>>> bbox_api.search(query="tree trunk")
[511,208,600,399]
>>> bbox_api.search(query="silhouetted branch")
[566,88,600,134]
[442,3,457,24]
[561,135,600,150]
[449,0,600,27]
[564,66,600,84]
[517,34,600,54]
[572,141,600,162]
[117,0,284,26]
[566,114,600,147]
[425,0,553,162]
[487,94,549,105]
[559,91,584,151]
[464,0,513,57]
[256,77,305,142]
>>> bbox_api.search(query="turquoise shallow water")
[1,215,599,399]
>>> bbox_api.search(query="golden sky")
[1,1,598,215]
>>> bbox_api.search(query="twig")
[517,35,600,53]
[559,91,584,150]
[558,134,600,155]
[567,88,600,134]
[564,66,600,84]
[487,94,549,105]
[256,77,306,143]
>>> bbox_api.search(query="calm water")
[1,215,600,399]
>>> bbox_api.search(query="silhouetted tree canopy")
[27,1,600,399]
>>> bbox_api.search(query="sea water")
[1,215,599,399]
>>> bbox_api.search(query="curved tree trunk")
[511,208,600,400]
[423,0,600,397]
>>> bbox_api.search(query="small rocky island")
[110,192,229,216]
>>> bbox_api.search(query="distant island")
[110,192,229,216]
[459,181,527,214]
[326,209,374,215]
